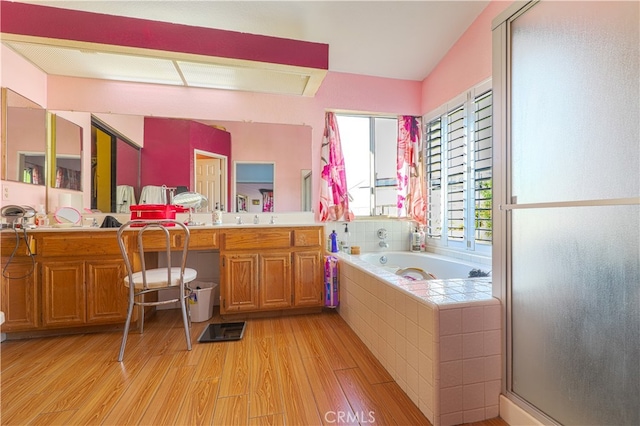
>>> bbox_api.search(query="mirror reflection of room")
[53,115,82,191]
[91,119,141,213]
[235,162,274,213]
[3,88,46,185]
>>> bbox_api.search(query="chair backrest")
[117,219,191,290]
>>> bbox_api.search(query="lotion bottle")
[411,227,421,252]
[330,230,339,253]
[213,203,223,225]
[35,204,48,227]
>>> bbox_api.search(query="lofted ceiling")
[2,1,490,96]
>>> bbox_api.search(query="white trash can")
[189,281,218,322]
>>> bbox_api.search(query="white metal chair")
[117,219,197,361]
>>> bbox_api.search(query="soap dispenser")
[342,223,351,254]
[213,203,223,225]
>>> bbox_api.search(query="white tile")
[462,332,484,359]
[485,405,499,419]
[440,412,464,426]
[484,355,501,381]
[440,386,463,414]
[483,304,501,330]
[484,379,501,406]
[462,357,485,384]
[463,408,486,424]
[440,360,463,388]
[462,306,484,333]
[406,342,420,371]
[439,308,462,336]
[463,382,485,410]
[406,297,418,324]
[483,330,501,356]
[439,334,462,362]
[406,320,419,348]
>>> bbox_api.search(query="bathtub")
[336,251,500,426]
[359,251,490,280]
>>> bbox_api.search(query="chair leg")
[180,291,192,351]
[139,293,145,334]
[118,298,135,362]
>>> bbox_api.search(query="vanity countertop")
[1,222,322,233]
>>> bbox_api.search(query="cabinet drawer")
[188,230,218,249]
[1,233,36,257]
[293,228,322,247]
[40,233,122,257]
[223,230,291,250]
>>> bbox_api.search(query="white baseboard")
[500,395,547,426]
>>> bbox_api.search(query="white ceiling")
[13,0,489,82]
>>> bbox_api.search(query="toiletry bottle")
[330,230,339,253]
[213,203,223,225]
[35,205,48,227]
[418,225,426,251]
[342,223,351,254]
[411,227,421,252]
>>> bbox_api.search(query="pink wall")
[116,138,139,188]
[0,45,48,209]
[142,117,232,206]
[421,0,513,113]
[213,120,312,212]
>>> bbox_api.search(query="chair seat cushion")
[125,267,197,289]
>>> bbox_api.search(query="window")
[424,80,492,252]
[337,114,398,216]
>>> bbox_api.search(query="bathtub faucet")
[377,228,389,248]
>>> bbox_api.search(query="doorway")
[194,150,227,212]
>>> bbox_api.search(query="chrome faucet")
[270,216,277,224]
[235,216,243,225]
[377,228,389,248]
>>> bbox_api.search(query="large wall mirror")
[234,162,275,213]
[31,111,312,214]
[52,114,82,191]
[91,118,141,213]
[1,88,47,185]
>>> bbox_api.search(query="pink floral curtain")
[318,112,353,222]
[397,115,426,224]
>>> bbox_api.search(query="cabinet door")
[221,254,258,313]
[0,259,39,331]
[293,251,324,307]
[259,252,291,309]
[41,261,86,327]
[86,258,128,324]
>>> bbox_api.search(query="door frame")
[194,149,228,212]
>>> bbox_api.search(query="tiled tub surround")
[336,253,501,426]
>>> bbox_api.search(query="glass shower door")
[506,2,639,425]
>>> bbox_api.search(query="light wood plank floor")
[1,309,508,426]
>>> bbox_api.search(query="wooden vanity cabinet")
[220,226,323,315]
[1,258,39,331]
[37,232,128,329]
[1,232,39,331]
